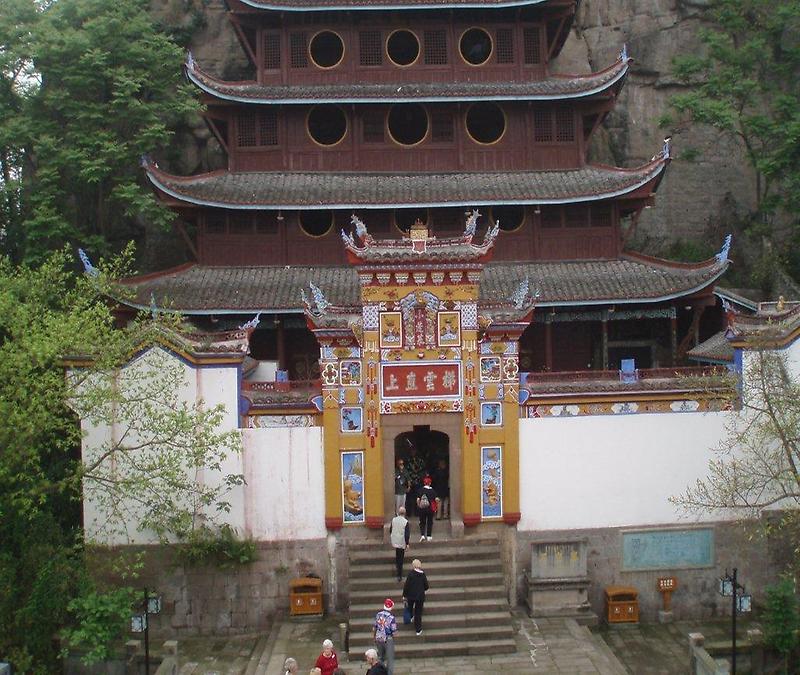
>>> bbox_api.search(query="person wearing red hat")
[372,598,397,675]
[416,476,438,542]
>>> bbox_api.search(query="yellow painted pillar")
[323,395,343,529]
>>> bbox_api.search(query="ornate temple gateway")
[128,0,734,531]
[81,0,798,635]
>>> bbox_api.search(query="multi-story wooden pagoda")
[127,0,732,530]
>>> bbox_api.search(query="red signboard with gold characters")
[380,362,462,400]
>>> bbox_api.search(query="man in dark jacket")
[402,558,429,636]
[364,648,388,674]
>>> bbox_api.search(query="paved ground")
[162,613,764,674]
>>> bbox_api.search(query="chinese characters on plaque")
[380,362,462,400]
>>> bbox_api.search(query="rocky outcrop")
[166,0,755,254]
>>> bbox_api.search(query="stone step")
[349,596,506,617]
[351,571,504,591]
[349,584,507,605]
[349,622,514,648]
[349,610,512,634]
[348,635,517,659]
[348,542,500,563]
[349,557,503,576]
[347,535,499,553]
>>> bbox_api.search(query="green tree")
[763,578,800,673]
[0,251,243,671]
[663,0,800,226]
[0,0,199,265]
[671,348,800,567]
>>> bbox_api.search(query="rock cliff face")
[171,0,754,255]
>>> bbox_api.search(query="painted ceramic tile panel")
[341,451,365,523]
[340,359,362,386]
[481,446,503,518]
[437,311,461,347]
[341,406,363,433]
[379,311,403,349]
[480,402,502,426]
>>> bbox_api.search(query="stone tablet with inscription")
[622,528,714,571]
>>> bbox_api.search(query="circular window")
[299,210,333,237]
[387,30,420,66]
[395,208,428,233]
[491,205,525,232]
[387,104,428,146]
[460,28,493,65]
[307,105,347,146]
[466,102,506,144]
[309,31,344,69]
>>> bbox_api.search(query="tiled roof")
[687,330,734,363]
[235,0,549,10]
[187,57,628,104]
[119,256,727,313]
[145,161,667,210]
[728,302,800,347]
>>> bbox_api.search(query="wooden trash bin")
[289,577,323,617]
[604,585,639,623]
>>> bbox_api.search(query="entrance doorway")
[394,426,450,520]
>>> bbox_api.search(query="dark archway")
[395,426,450,519]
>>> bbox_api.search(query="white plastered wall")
[241,426,326,540]
[80,347,245,545]
[519,337,800,533]
[518,411,731,532]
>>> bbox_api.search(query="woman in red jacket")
[314,639,339,675]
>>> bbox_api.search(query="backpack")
[418,492,430,510]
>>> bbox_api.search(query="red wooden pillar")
[545,320,553,371]
[276,317,286,371]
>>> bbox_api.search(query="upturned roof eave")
[144,160,667,211]
[186,58,629,105]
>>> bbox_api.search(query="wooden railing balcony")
[520,366,735,398]
[242,379,322,394]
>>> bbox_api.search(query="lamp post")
[130,587,162,675]
[717,568,752,674]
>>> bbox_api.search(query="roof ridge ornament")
[619,43,629,63]
[309,282,331,315]
[716,234,733,264]
[238,312,261,331]
[464,209,480,240]
[481,218,500,247]
[652,137,672,162]
[78,248,99,277]
[150,292,158,319]
[351,213,373,244]
[186,51,196,72]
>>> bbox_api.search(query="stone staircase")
[346,534,516,659]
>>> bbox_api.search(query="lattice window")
[362,109,384,143]
[262,32,281,70]
[592,204,613,228]
[496,28,514,64]
[540,207,562,228]
[565,205,588,228]
[424,30,448,65]
[290,32,308,68]
[555,109,575,142]
[430,109,453,143]
[237,113,257,147]
[533,109,553,142]
[259,110,278,146]
[523,27,541,64]
[359,30,382,66]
